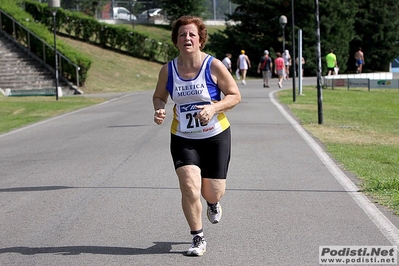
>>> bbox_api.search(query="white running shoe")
[278,82,282,88]
[187,235,206,256]
[207,202,222,224]
[242,80,246,85]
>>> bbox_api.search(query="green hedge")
[24,1,178,63]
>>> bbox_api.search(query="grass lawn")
[0,95,105,134]
[60,36,163,94]
[278,87,399,214]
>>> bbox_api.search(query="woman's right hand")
[154,109,166,125]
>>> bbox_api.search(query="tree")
[204,0,237,20]
[350,0,399,72]
[61,0,108,16]
[160,0,208,23]
[208,0,361,75]
[307,0,356,74]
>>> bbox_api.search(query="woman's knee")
[177,166,202,200]
[201,179,226,203]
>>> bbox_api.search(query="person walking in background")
[295,56,305,77]
[282,50,291,79]
[274,52,285,88]
[237,50,251,85]
[326,49,337,75]
[257,50,273,88]
[152,15,241,257]
[354,47,365,73]
[222,53,232,73]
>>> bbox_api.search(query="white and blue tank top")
[166,55,230,139]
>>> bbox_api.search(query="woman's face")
[176,23,201,53]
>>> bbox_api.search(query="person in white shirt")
[221,53,232,73]
[283,50,291,79]
[236,50,251,85]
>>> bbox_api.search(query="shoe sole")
[207,204,222,224]
[187,249,206,256]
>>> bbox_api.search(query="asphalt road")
[1,77,398,265]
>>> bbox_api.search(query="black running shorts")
[170,127,231,179]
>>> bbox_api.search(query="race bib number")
[179,101,211,132]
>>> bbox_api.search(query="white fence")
[323,72,399,90]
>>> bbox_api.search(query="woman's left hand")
[195,104,215,125]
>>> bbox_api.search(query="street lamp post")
[279,15,287,53]
[48,0,60,100]
[213,0,217,20]
[129,0,137,29]
[315,0,323,124]
[291,0,296,102]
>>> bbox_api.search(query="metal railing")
[0,9,80,89]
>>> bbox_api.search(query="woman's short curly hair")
[171,16,208,51]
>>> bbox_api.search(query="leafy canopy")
[161,0,208,24]
[209,0,399,75]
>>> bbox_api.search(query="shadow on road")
[0,242,188,256]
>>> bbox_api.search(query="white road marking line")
[270,89,399,246]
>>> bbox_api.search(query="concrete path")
[0,78,398,265]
